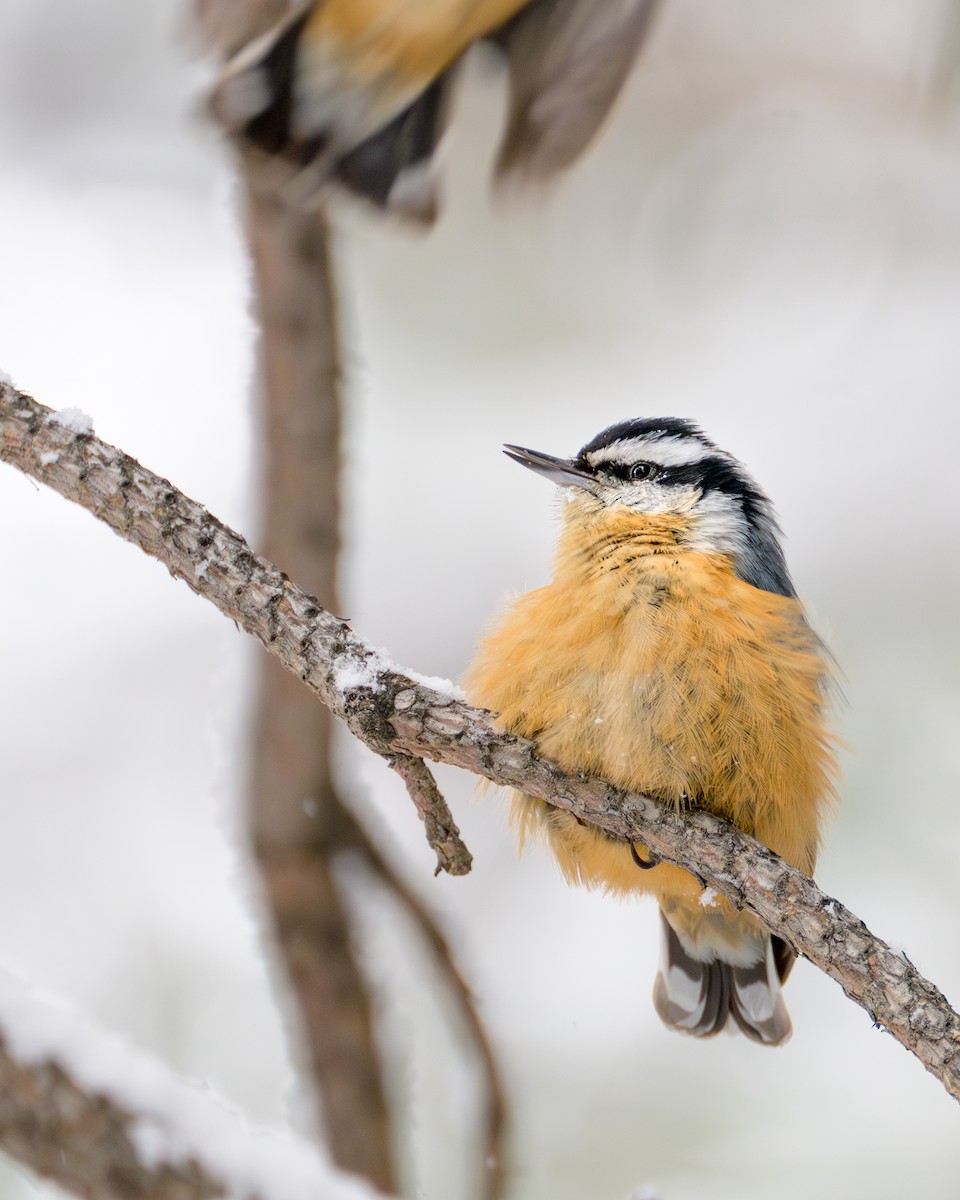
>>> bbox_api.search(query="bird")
[210,0,660,221]
[465,418,838,1045]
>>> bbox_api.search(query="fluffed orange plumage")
[466,453,839,1044]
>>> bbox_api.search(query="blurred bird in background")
[467,419,839,1045]
[211,0,661,221]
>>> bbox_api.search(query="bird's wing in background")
[492,0,662,186]
[212,0,660,220]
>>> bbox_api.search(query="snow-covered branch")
[0,967,384,1200]
[3,381,960,1111]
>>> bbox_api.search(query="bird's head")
[504,418,795,597]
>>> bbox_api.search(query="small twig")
[3,382,960,1106]
[388,755,473,877]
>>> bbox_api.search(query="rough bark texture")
[4,384,960,1110]
[388,754,473,877]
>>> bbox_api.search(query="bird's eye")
[628,462,658,481]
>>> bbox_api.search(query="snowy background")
[2,1,960,1198]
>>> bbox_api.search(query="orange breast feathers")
[305,0,530,89]
[465,499,838,917]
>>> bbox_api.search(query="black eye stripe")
[579,453,759,504]
[579,455,667,481]
[663,456,745,494]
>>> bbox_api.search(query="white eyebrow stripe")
[586,436,711,469]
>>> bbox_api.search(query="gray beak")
[503,444,596,492]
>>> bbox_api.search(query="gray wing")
[492,0,662,186]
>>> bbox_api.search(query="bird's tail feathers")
[211,7,313,157]
[329,75,454,223]
[653,910,793,1046]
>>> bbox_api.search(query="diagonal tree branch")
[3,382,960,1108]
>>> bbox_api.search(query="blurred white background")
[1,1,960,1197]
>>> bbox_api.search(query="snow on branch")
[0,966,386,1200]
[2,381,960,1113]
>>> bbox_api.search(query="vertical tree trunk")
[243,185,396,1192]
[193,2,395,1188]
[194,11,507,1195]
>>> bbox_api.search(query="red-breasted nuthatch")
[466,419,838,1045]
[211,0,660,221]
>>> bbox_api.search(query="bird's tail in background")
[653,910,795,1046]
[210,0,661,222]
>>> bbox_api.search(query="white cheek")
[685,491,749,556]
[614,483,700,515]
